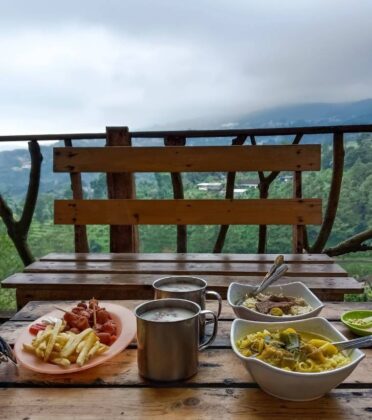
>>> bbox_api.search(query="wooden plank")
[1,347,371,387]
[10,300,372,322]
[1,388,372,419]
[22,260,347,276]
[54,145,321,173]
[40,252,335,263]
[54,199,323,225]
[106,126,138,253]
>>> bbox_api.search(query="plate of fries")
[14,303,136,374]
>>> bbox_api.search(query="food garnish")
[347,316,372,328]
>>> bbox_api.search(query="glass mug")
[152,276,222,337]
[135,298,218,381]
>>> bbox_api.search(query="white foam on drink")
[141,307,195,322]
[158,281,201,292]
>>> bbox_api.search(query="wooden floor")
[1,300,372,419]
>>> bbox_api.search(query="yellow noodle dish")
[236,328,351,372]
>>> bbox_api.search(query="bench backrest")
[53,127,322,253]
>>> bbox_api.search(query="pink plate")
[14,302,137,374]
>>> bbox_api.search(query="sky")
[1,0,372,150]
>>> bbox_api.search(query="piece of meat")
[255,300,296,314]
[101,320,117,335]
[96,309,111,324]
[97,332,111,345]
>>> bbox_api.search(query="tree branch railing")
[1,124,372,261]
[310,132,345,253]
[0,141,42,265]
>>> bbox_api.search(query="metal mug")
[135,298,218,381]
[153,276,222,337]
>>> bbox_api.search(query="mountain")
[165,99,372,130]
[1,99,372,198]
[235,99,372,128]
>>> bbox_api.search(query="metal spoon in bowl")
[251,263,289,297]
[332,335,372,351]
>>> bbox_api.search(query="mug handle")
[205,291,222,323]
[199,310,218,351]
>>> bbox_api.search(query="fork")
[0,336,17,364]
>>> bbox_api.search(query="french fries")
[23,323,109,368]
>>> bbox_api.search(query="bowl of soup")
[227,281,324,321]
[230,317,365,401]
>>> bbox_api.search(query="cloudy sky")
[1,0,372,149]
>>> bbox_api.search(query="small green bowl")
[341,310,372,336]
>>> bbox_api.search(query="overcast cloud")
[0,0,372,148]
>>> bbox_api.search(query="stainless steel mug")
[135,298,218,381]
[152,275,222,337]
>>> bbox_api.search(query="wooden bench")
[2,127,364,306]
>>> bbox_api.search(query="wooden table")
[1,300,372,419]
[2,253,363,307]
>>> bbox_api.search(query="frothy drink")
[158,281,201,292]
[141,307,195,322]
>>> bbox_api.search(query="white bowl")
[231,317,365,401]
[227,281,324,321]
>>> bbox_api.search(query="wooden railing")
[1,124,372,264]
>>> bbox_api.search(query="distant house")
[197,182,223,191]
[279,175,293,183]
[237,179,259,189]
[233,188,248,195]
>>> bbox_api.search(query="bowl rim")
[230,317,365,378]
[227,281,325,319]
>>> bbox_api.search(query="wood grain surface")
[22,260,347,276]
[2,388,372,419]
[54,198,323,225]
[53,145,321,173]
[40,252,335,263]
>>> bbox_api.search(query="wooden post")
[292,171,304,253]
[64,139,89,253]
[164,135,187,253]
[214,135,247,253]
[310,132,345,253]
[106,127,139,252]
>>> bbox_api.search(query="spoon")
[251,263,289,296]
[249,255,284,296]
[332,335,372,351]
